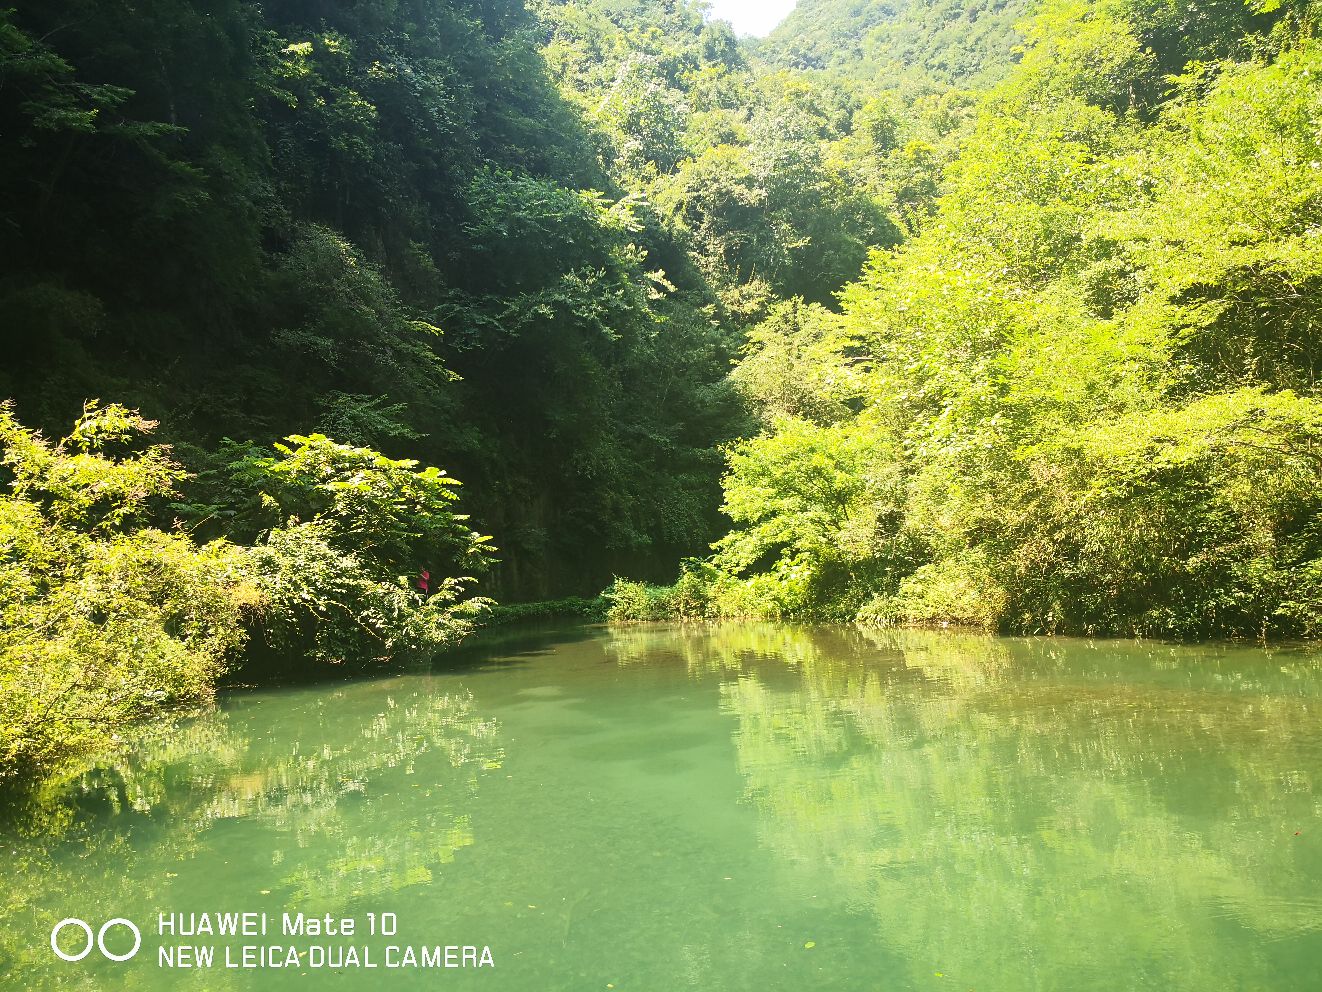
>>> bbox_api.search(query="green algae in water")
[2,624,1321,990]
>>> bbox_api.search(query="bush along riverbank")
[0,401,493,787]
[484,598,610,625]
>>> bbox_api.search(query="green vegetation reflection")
[0,682,501,990]
[607,624,1322,989]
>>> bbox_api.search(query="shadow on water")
[441,620,606,671]
[219,620,605,696]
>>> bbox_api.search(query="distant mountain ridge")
[759,0,1034,87]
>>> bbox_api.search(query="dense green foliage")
[0,0,744,600]
[611,0,1322,640]
[759,0,1032,88]
[535,0,949,313]
[0,404,250,783]
[486,595,610,624]
[0,0,970,615]
[0,403,491,783]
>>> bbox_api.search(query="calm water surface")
[2,624,1320,990]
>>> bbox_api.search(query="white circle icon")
[98,919,142,961]
[50,918,94,962]
[50,917,141,962]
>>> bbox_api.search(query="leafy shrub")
[244,521,487,668]
[0,402,497,786]
[203,433,494,669]
[485,597,610,625]
[0,402,254,784]
[858,558,1007,630]
[187,432,495,668]
[603,561,720,622]
[604,579,681,622]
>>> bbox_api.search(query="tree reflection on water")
[609,624,1322,990]
[0,681,501,989]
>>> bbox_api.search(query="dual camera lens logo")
[50,918,142,962]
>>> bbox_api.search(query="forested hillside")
[759,0,1032,87]
[534,0,907,308]
[0,0,741,602]
[610,0,1322,641]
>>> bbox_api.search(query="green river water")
[1,623,1320,991]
